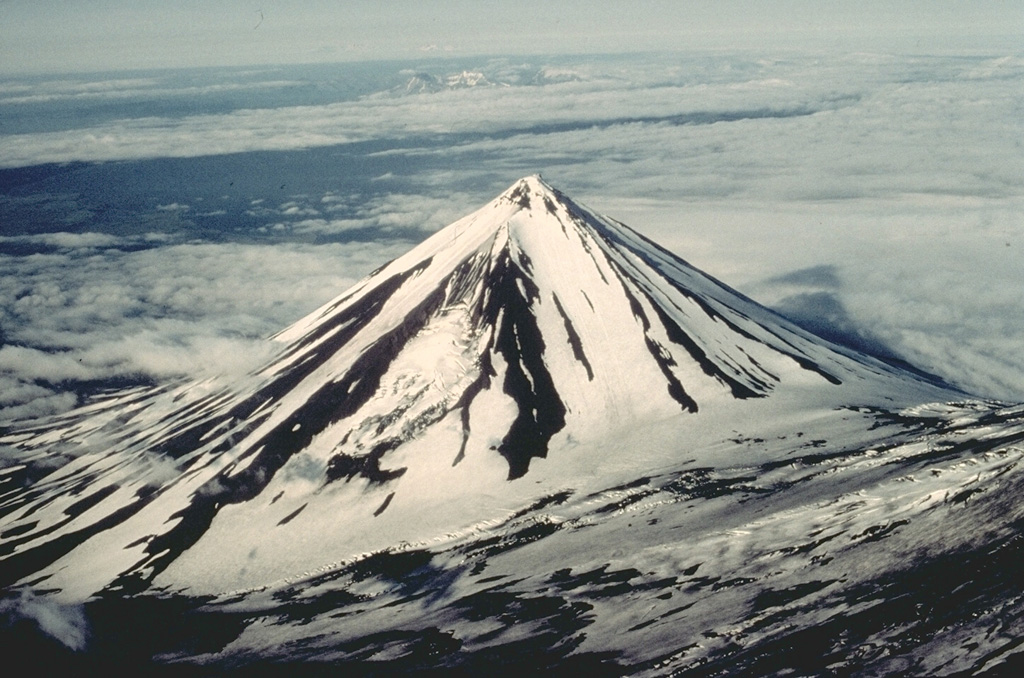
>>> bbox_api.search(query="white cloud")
[279,204,319,217]
[344,54,1020,401]
[0,77,160,103]
[0,54,879,168]
[0,77,308,106]
[282,191,477,237]
[0,240,411,424]
[0,232,124,250]
[0,377,78,422]
[619,197,1024,401]
[0,590,89,651]
[156,203,190,212]
[1,50,1021,421]
[0,346,100,382]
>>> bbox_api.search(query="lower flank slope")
[4,401,1024,677]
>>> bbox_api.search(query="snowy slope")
[393,70,502,95]
[0,176,955,597]
[3,177,1021,675]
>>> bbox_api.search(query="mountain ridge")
[260,174,952,480]
[0,176,963,600]
[5,178,1024,675]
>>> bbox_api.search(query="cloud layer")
[4,1,1020,74]
[0,237,410,423]
[1,51,1022,423]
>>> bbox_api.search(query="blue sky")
[2,1,1022,74]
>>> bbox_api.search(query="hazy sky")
[2,48,1022,417]
[2,1,1022,74]
[0,5,1022,418]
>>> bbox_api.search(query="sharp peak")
[497,174,570,212]
[508,174,553,191]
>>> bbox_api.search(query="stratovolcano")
[0,176,958,598]
[3,178,1022,676]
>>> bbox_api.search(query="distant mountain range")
[397,70,505,94]
[390,67,581,95]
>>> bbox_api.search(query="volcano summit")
[2,178,1024,676]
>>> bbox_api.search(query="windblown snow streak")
[3,177,1022,675]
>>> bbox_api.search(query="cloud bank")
[0,51,1021,423]
[0,237,410,423]
[0,590,88,652]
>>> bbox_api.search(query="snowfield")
[2,177,1023,675]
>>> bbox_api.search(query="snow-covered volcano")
[266,175,946,476]
[3,178,1023,675]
